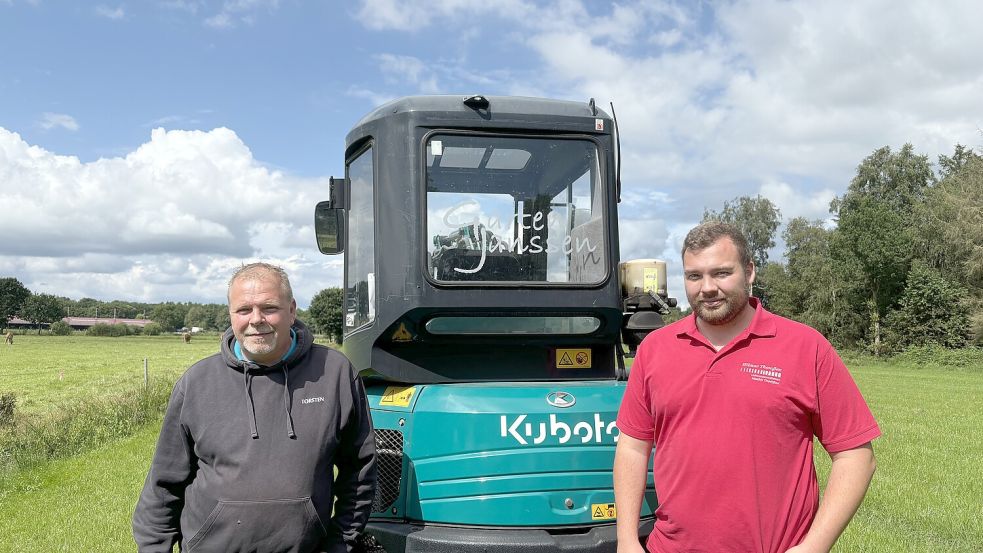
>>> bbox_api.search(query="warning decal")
[380,386,416,407]
[643,267,660,295]
[591,503,617,520]
[556,348,592,369]
[391,322,413,342]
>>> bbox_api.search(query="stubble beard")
[242,327,277,357]
[695,288,749,326]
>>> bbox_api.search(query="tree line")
[0,287,232,334]
[0,276,344,340]
[706,143,981,354]
[0,279,340,339]
[3,143,979,351]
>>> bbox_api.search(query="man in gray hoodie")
[134,263,376,553]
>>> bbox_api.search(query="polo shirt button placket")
[705,344,723,377]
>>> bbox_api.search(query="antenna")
[610,102,621,203]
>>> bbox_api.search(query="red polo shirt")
[617,299,880,553]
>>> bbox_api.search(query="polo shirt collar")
[677,297,778,343]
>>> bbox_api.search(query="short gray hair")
[682,222,752,268]
[228,262,293,301]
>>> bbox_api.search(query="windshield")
[425,134,606,284]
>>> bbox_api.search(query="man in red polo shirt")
[614,222,879,553]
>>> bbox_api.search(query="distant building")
[6,316,154,330]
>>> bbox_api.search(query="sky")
[1,0,982,309]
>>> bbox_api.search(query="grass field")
[0,336,980,552]
[0,424,159,552]
[815,356,983,552]
[0,334,217,416]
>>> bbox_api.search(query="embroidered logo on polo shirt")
[740,362,783,385]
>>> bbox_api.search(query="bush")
[84,323,139,337]
[0,380,173,472]
[883,261,972,351]
[86,323,112,337]
[142,322,163,336]
[892,345,983,370]
[0,392,15,428]
[49,321,72,336]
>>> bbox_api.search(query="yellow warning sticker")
[556,348,592,369]
[380,386,416,407]
[643,267,661,295]
[391,322,413,342]
[591,503,617,520]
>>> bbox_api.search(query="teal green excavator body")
[314,95,660,552]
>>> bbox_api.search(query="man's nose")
[700,276,718,295]
[248,308,265,325]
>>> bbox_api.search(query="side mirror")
[314,201,345,254]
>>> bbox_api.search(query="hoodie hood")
[220,318,317,440]
[221,318,316,373]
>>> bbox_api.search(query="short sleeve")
[617,341,656,442]
[812,344,881,453]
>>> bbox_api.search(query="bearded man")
[614,222,879,553]
[134,263,376,552]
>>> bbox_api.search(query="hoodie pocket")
[185,496,327,553]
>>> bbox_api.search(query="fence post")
[144,358,149,389]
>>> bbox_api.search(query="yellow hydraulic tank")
[619,259,667,297]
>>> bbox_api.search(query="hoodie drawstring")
[242,361,295,440]
[282,365,296,439]
[243,367,259,439]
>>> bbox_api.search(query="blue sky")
[2,0,982,308]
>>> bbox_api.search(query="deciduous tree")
[152,302,190,332]
[308,288,344,344]
[883,261,971,350]
[831,144,934,353]
[0,277,31,329]
[703,195,782,268]
[20,293,65,334]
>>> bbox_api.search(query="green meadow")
[0,335,980,552]
[0,334,217,416]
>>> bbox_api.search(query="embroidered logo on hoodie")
[301,396,325,404]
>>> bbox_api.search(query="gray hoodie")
[133,320,376,553]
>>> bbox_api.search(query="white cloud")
[204,12,233,28]
[160,0,200,15]
[38,112,79,131]
[203,0,280,29]
[347,0,983,301]
[376,54,440,93]
[345,85,396,108]
[0,127,340,306]
[757,181,837,225]
[95,5,125,20]
[352,0,532,32]
[144,114,202,127]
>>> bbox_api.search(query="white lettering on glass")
[438,201,598,274]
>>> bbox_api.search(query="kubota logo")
[546,391,576,408]
[500,414,619,445]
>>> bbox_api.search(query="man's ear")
[746,262,756,290]
[290,299,297,322]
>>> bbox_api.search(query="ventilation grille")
[372,429,404,512]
